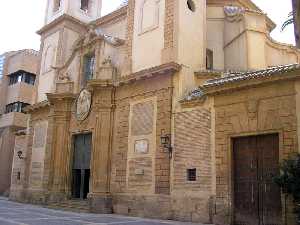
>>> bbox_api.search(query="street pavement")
[0,197,204,225]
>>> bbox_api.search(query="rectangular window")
[9,71,36,86]
[82,53,95,85]
[17,172,21,180]
[81,0,89,12]
[187,168,197,181]
[206,49,213,70]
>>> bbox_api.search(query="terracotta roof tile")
[204,64,300,87]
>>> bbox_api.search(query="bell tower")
[45,0,102,25]
[36,0,102,102]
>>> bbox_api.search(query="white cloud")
[0,0,295,54]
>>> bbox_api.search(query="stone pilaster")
[88,80,115,213]
[47,92,75,201]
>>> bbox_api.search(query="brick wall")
[173,108,212,191]
[124,0,135,74]
[164,0,174,49]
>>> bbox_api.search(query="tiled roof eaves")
[203,64,300,88]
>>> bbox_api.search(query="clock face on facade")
[76,89,92,121]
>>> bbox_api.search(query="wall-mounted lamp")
[160,134,173,159]
[17,151,26,160]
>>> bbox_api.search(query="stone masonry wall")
[0,127,16,195]
[111,73,173,218]
[213,81,298,225]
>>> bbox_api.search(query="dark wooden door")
[72,133,92,199]
[233,134,282,225]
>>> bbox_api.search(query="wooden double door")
[233,134,282,225]
[71,133,92,199]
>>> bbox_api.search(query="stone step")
[47,200,90,213]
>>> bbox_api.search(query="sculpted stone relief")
[76,89,92,121]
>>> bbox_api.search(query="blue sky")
[0,0,294,54]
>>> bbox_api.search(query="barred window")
[187,168,197,181]
[82,52,95,86]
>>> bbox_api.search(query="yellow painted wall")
[132,0,165,72]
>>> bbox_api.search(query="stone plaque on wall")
[131,101,154,136]
[134,139,149,154]
[33,123,47,148]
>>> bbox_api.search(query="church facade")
[8,0,300,224]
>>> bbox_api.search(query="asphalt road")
[0,197,203,225]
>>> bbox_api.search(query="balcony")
[0,112,28,129]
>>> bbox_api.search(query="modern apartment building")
[0,50,39,195]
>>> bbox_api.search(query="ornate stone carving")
[224,6,245,22]
[76,89,92,121]
[96,56,117,80]
[58,71,71,81]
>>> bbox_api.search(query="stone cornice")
[37,14,88,35]
[46,93,76,104]
[118,62,181,85]
[24,100,50,113]
[92,6,127,27]
[195,70,222,79]
[207,0,276,31]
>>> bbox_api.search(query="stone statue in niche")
[76,89,92,121]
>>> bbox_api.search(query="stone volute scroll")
[76,89,92,121]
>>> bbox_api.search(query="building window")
[9,71,36,86]
[17,172,21,180]
[187,0,196,12]
[0,55,5,79]
[187,168,197,181]
[5,102,30,114]
[82,52,95,85]
[81,0,89,12]
[53,0,61,12]
[206,49,213,70]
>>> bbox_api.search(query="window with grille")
[82,53,95,86]
[187,168,197,181]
